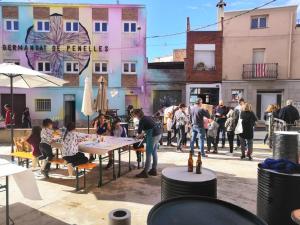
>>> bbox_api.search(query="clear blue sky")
[4,0,299,60]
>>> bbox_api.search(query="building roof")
[225,4,298,14]
[0,0,145,7]
[148,62,184,70]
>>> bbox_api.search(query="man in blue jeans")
[190,98,210,157]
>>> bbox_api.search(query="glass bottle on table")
[196,152,202,174]
[188,151,194,172]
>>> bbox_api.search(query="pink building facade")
[0,1,147,127]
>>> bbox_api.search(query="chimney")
[216,0,226,31]
[187,17,190,32]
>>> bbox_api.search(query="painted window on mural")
[37,61,51,73]
[94,21,108,32]
[251,16,267,29]
[36,20,50,32]
[194,44,216,71]
[94,62,108,74]
[123,22,137,33]
[4,59,20,65]
[123,62,137,74]
[64,21,79,32]
[4,19,19,31]
[65,62,79,73]
[231,89,244,102]
[35,99,51,112]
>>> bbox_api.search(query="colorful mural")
[25,13,91,78]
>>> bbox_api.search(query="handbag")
[235,113,243,135]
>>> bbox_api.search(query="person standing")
[239,103,258,160]
[166,112,173,146]
[225,109,236,154]
[174,103,188,152]
[4,104,14,128]
[190,98,210,157]
[278,99,300,130]
[215,100,228,148]
[234,98,245,149]
[134,109,162,178]
[22,107,32,128]
[206,115,219,154]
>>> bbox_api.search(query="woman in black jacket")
[240,103,258,160]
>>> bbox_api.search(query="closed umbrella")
[95,76,108,114]
[0,63,67,155]
[81,77,94,133]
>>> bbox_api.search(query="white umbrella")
[95,76,108,114]
[81,77,94,133]
[0,63,67,155]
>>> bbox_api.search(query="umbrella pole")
[10,76,14,161]
[88,116,90,134]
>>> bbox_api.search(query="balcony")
[242,63,278,80]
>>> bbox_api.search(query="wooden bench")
[11,151,33,168]
[50,158,66,165]
[75,163,97,191]
[134,147,145,169]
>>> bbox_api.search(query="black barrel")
[273,131,299,163]
[257,167,300,225]
[148,196,267,225]
[161,167,217,200]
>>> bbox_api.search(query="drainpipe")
[287,12,293,79]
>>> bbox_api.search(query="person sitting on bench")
[61,122,89,176]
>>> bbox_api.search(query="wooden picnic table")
[79,136,140,187]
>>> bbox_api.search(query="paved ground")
[0,136,271,225]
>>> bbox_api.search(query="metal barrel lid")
[148,196,267,225]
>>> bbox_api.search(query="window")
[232,90,244,102]
[64,21,79,32]
[251,16,267,29]
[123,22,137,33]
[123,62,137,74]
[4,19,19,31]
[194,44,216,71]
[65,61,79,73]
[94,21,108,33]
[4,59,20,65]
[94,61,108,73]
[35,99,51,112]
[36,61,51,73]
[36,20,50,32]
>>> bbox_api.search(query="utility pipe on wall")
[287,12,293,79]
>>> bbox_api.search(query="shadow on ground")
[0,203,72,225]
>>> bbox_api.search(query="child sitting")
[26,126,41,169]
[206,115,219,154]
[61,122,89,176]
[39,119,55,178]
[111,117,127,138]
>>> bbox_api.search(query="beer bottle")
[196,152,202,174]
[188,151,194,172]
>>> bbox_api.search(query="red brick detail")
[122,8,138,21]
[63,7,79,20]
[92,8,109,21]
[186,31,223,83]
[122,75,137,87]
[33,7,50,19]
[2,6,18,19]
[92,74,108,86]
[63,74,79,86]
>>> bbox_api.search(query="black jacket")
[278,105,300,125]
[240,111,258,139]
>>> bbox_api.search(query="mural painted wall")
[0,3,147,124]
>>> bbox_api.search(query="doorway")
[1,94,26,128]
[257,91,282,120]
[64,94,76,126]
[125,95,138,110]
